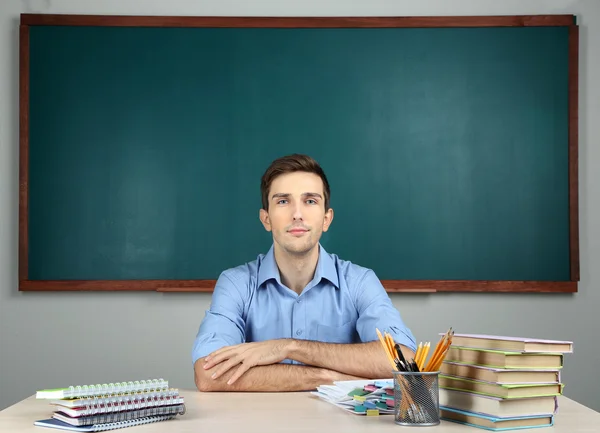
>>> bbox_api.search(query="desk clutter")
[312,328,454,425]
[312,379,396,415]
[33,378,185,431]
[313,330,573,431]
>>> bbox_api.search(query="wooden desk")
[1,390,598,432]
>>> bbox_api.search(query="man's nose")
[292,202,303,221]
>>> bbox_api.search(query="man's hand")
[203,339,292,385]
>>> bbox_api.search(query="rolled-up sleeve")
[354,270,417,352]
[191,272,246,364]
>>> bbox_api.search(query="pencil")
[376,328,398,371]
[418,342,430,371]
[431,330,453,371]
[385,333,396,357]
[414,342,423,367]
[425,328,453,371]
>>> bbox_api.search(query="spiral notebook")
[51,389,184,417]
[34,379,185,431]
[52,404,186,426]
[49,388,181,409]
[34,415,177,432]
[36,379,169,400]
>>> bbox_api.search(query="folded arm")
[203,338,414,384]
[288,339,415,379]
[194,357,364,392]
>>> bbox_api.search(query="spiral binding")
[79,391,184,416]
[71,388,179,408]
[54,404,186,426]
[63,379,168,399]
[92,414,177,432]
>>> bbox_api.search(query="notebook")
[52,392,185,418]
[49,388,181,409]
[52,405,185,427]
[33,415,177,432]
[34,378,184,431]
[36,379,169,400]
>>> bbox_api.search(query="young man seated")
[192,154,416,391]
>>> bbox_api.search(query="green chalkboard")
[19,15,579,292]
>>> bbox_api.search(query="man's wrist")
[285,338,301,358]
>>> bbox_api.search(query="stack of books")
[438,334,573,431]
[33,378,185,431]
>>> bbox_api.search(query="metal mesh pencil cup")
[392,371,440,426]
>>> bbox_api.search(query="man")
[192,154,416,392]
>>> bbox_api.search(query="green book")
[439,374,563,399]
[445,347,563,369]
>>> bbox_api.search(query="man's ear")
[322,208,334,232]
[259,209,272,232]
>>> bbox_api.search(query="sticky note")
[354,405,367,413]
[366,409,380,416]
[364,400,377,409]
[348,389,369,397]
[353,395,366,402]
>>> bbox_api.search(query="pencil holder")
[392,371,440,426]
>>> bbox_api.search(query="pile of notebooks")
[438,334,573,431]
[33,378,185,431]
[311,379,395,415]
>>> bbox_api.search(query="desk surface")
[1,390,598,432]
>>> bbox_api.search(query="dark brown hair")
[260,154,331,211]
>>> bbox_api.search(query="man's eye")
[306,199,317,204]
[277,199,288,204]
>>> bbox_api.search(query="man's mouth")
[288,228,308,236]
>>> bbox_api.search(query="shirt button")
[296,329,303,336]
[296,298,301,304]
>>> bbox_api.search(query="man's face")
[260,171,333,257]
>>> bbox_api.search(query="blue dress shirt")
[192,244,416,364]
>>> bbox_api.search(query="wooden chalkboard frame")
[18,14,579,293]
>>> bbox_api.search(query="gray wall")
[1,0,598,413]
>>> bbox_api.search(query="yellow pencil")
[432,330,453,370]
[424,339,443,371]
[376,328,398,370]
[427,328,453,371]
[424,328,452,371]
[385,333,396,357]
[414,342,423,367]
[419,342,430,371]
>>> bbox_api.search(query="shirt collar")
[257,243,340,289]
